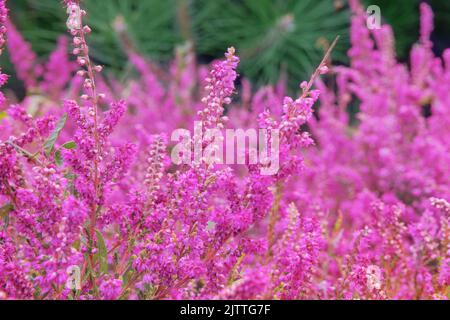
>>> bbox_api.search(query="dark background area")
[2,0,450,94]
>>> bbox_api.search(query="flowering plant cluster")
[0,0,449,300]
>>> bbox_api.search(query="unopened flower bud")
[84,79,92,88]
[300,81,308,90]
[319,65,329,75]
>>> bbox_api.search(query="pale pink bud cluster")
[144,135,166,202]
[0,0,8,106]
[198,47,239,129]
[66,1,104,102]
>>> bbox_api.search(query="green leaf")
[206,221,216,231]
[54,150,63,166]
[64,173,76,180]
[0,202,14,218]
[72,239,81,251]
[44,113,67,157]
[0,202,14,229]
[122,262,134,287]
[7,141,39,161]
[61,141,77,150]
[83,252,94,281]
[33,286,42,300]
[95,230,108,274]
[0,111,7,121]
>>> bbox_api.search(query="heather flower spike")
[0,0,8,106]
[0,0,449,301]
[66,3,82,32]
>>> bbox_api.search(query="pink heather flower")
[0,231,34,299]
[270,204,323,299]
[430,197,450,215]
[143,135,166,202]
[420,3,434,48]
[0,0,449,301]
[198,47,239,129]
[0,0,7,45]
[128,51,165,103]
[41,36,76,97]
[6,20,38,89]
[99,277,122,300]
[0,0,8,106]
[7,103,33,126]
[98,100,127,140]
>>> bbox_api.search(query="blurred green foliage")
[362,0,420,57]
[192,0,349,86]
[3,0,450,90]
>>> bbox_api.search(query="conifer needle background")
[3,0,450,91]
